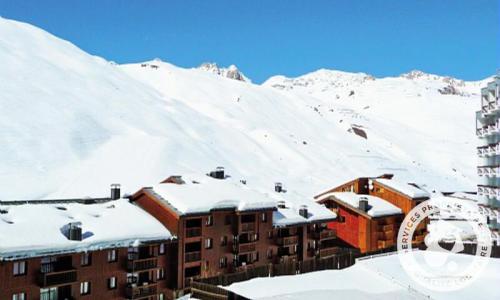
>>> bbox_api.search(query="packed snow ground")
[0,16,488,202]
[226,251,500,300]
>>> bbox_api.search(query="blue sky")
[0,0,498,83]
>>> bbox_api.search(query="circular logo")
[397,198,492,291]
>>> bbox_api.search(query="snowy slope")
[0,17,486,201]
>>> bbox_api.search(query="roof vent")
[240,179,247,185]
[209,166,225,179]
[299,205,308,218]
[111,184,121,200]
[358,197,369,212]
[277,201,286,209]
[66,222,82,241]
[275,182,283,193]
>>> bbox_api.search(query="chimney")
[209,166,225,179]
[67,222,82,241]
[275,182,283,193]
[111,184,121,200]
[358,197,369,212]
[277,201,286,209]
[299,205,308,218]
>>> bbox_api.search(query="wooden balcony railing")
[377,240,395,249]
[240,223,255,232]
[236,242,256,253]
[127,256,158,272]
[38,267,77,287]
[125,283,158,299]
[319,247,340,258]
[312,229,336,241]
[185,251,202,263]
[276,235,298,246]
[186,227,202,238]
[377,224,394,232]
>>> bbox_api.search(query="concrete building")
[476,75,500,230]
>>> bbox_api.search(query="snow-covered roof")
[318,192,402,217]
[273,200,336,227]
[374,178,430,199]
[0,199,172,260]
[447,192,479,202]
[147,175,278,215]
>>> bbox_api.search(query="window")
[13,261,26,276]
[206,215,213,226]
[220,236,227,246]
[80,281,91,295]
[81,253,91,266]
[159,294,165,300]
[157,268,165,280]
[40,287,57,300]
[267,248,273,259]
[159,243,166,255]
[268,230,273,239]
[12,292,26,300]
[224,215,232,225]
[219,256,227,268]
[261,212,267,223]
[107,249,117,262]
[205,238,213,249]
[108,277,117,290]
[338,215,345,223]
[251,252,259,262]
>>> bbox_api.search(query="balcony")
[127,254,158,272]
[478,166,500,177]
[312,229,336,241]
[233,242,256,254]
[186,227,202,238]
[478,185,499,198]
[377,224,394,232]
[125,283,158,299]
[319,247,340,258]
[185,251,202,263]
[240,222,255,233]
[377,240,395,249]
[276,235,299,246]
[38,265,77,287]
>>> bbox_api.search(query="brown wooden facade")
[0,242,177,300]
[316,176,429,250]
[318,196,403,253]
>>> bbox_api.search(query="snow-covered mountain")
[197,62,250,82]
[0,17,486,201]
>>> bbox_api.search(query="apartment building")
[316,192,403,253]
[0,189,175,300]
[130,169,337,290]
[476,75,500,230]
[315,175,430,252]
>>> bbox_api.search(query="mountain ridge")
[0,16,480,201]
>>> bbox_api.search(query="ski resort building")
[130,170,337,290]
[315,175,430,253]
[0,187,175,300]
[476,75,500,230]
[316,192,403,253]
